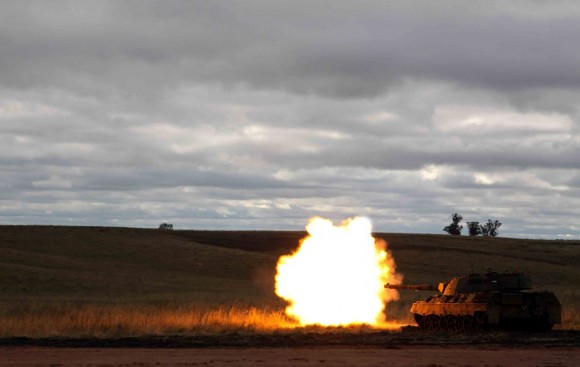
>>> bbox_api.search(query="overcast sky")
[1,1,579,238]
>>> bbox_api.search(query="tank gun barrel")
[385,283,437,291]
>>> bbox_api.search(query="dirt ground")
[1,346,579,367]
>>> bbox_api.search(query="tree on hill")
[443,213,463,235]
[467,221,481,236]
[480,219,501,237]
[158,223,174,230]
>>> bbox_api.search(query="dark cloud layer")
[3,1,580,98]
[0,1,579,238]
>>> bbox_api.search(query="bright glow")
[474,173,496,185]
[275,217,401,326]
[361,111,400,123]
[420,165,442,181]
[433,105,572,133]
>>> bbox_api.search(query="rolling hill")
[0,225,578,333]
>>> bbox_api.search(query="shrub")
[443,213,463,235]
[467,221,481,236]
[480,219,501,237]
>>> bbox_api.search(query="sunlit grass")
[0,301,294,338]
[560,308,580,330]
[0,301,408,338]
[559,295,580,330]
[0,299,576,338]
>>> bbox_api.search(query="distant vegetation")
[466,221,482,236]
[480,219,502,237]
[158,223,174,230]
[443,213,463,235]
[444,213,502,237]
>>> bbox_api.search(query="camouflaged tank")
[385,272,561,332]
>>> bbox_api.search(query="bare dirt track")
[1,331,579,366]
[1,346,579,367]
[2,329,579,348]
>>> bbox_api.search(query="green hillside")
[0,226,281,304]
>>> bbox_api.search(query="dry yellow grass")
[1,298,577,338]
[560,296,580,330]
[0,301,297,338]
[0,301,407,338]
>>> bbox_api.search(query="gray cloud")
[3,1,580,98]
[0,1,579,238]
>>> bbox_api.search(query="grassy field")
[0,225,578,337]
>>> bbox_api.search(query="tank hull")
[410,291,561,332]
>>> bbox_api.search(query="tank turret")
[387,271,561,332]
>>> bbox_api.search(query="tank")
[385,271,561,332]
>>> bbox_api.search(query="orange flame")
[275,217,401,326]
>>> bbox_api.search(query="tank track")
[414,313,487,332]
[413,312,555,332]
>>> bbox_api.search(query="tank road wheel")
[460,316,474,333]
[533,311,555,332]
[440,315,449,331]
[413,313,426,329]
[472,313,486,331]
[442,315,453,332]
[448,316,461,332]
[432,316,442,331]
[425,315,436,331]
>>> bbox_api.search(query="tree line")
[443,213,502,237]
